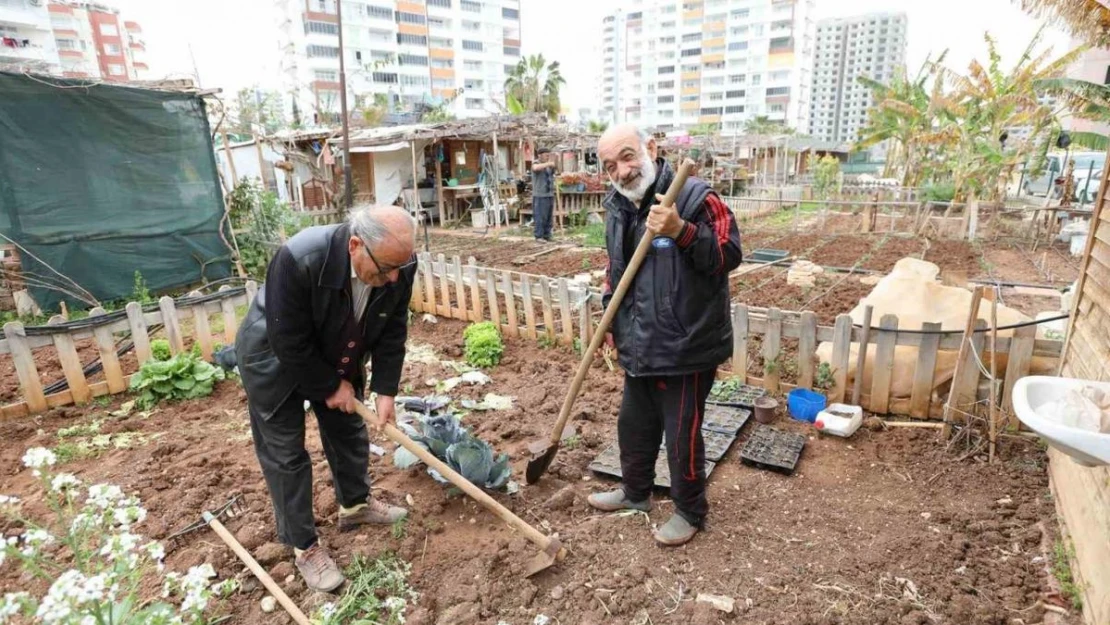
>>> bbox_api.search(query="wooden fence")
[410,254,1062,422]
[0,283,257,419]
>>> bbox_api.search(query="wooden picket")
[0,284,258,419]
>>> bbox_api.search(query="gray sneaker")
[337,498,408,532]
[586,487,651,512]
[653,513,698,546]
[294,543,345,593]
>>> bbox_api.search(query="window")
[682,80,698,88]
[502,7,519,19]
[728,41,747,51]
[461,0,480,12]
[56,39,77,50]
[682,33,701,43]
[466,98,484,109]
[462,19,481,31]
[705,76,724,86]
[428,0,451,6]
[464,60,482,71]
[681,94,698,102]
[731,8,749,18]
[464,78,483,89]
[769,36,792,52]
[397,33,428,45]
[108,63,125,75]
[658,80,674,89]
[462,40,483,51]
[307,44,340,58]
[432,78,453,88]
[504,46,520,56]
[769,103,785,113]
[726,89,744,98]
[682,63,699,73]
[751,74,761,85]
[707,93,723,102]
[627,11,642,19]
[401,75,429,87]
[770,70,789,81]
[659,65,675,74]
[766,86,790,96]
[305,21,338,35]
[681,48,701,57]
[315,69,338,82]
[660,36,675,45]
[396,11,426,25]
[432,58,453,68]
[367,5,393,19]
[661,20,676,28]
[700,107,722,115]
[428,16,451,29]
[99,23,119,36]
[373,72,399,83]
[429,36,452,48]
[705,61,725,70]
[370,50,392,62]
[730,74,746,84]
[658,95,675,103]
[398,54,428,66]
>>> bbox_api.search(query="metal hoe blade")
[524,537,563,577]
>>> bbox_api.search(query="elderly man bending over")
[235,205,416,592]
[587,124,742,546]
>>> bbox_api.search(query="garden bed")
[0,317,1081,624]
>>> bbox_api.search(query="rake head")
[166,495,246,549]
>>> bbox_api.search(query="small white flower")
[21,447,56,476]
[49,474,80,493]
[98,531,142,561]
[0,591,30,620]
[384,596,406,612]
[19,528,54,557]
[85,484,124,509]
[146,541,166,562]
[0,495,20,507]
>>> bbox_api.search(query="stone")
[549,585,565,601]
[695,593,735,614]
[543,486,577,511]
[269,562,295,582]
[260,596,277,613]
[254,542,289,566]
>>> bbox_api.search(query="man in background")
[235,205,415,592]
[531,147,557,241]
[587,124,742,546]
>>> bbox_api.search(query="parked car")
[1023,151,1106,202]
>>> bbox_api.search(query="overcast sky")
[117,0,1073,114]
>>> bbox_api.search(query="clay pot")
[753,396,778,424]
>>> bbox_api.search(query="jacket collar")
[319,223,352,289]
[603,157,674,216]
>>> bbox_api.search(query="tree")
[504,54,566,121]
[743,115,791,135]
[1017,0,1110,47]
[229,87,286,136]
[587,120,609,133]
[1033,77,1110,150]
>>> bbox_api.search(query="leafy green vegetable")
[129,350,226,409]
[463,321,504,368]
[393,413,512,491]
[150,339,172,362]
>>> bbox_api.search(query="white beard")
[612,148,657,203]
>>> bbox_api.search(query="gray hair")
[348,204,417,247]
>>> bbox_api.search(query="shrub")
[0,448,236,623]
[129,350,225,410]
[463,322,503,368]
[150,339,172,362]
[923,182,956,203]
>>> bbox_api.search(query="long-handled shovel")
[524,159,696,485]
[353,402,565,577]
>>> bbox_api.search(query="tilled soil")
[0,318,1077,625]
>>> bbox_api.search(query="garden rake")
[524,158,696,485]
[168,495,312,625]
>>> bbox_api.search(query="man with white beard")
[587,124,742,546]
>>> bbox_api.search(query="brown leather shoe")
[337,498,408,532]
[294,543,345,593]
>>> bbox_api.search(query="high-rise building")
[0,0,61,75]
[598,0,817,136]
[276,0,522,125]
[44,1,147,81]
[808,12,907,151]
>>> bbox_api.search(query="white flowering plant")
[0,447,236,624]
[310,554,416,625]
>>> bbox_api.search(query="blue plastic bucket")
[787,388,827,423]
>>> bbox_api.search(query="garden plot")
[0,318,1083,625]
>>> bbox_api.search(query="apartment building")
[598,0,817,136]
[0,0,60,74]
[276,0,522,124]
[808,12,907,151]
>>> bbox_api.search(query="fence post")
[869,314,899,414]
[437,253,451,317]
[539,278,556,341]
[421,252,436,313]
[732,305,749,379]
[521,275,537,340]
[830,314,853,403]
[467,258,482,322]
[217,287,238,345]
[797,311,817,389]
[50,316,91,405]
[557,278,573,345]
[909,322,942,419]
[452,255,467,321]
[4,321,46,413]
[1002,324,1036,429]
[500,270,520,338]
[158,296,185,354]
[125,302,153,365]
[485,271,502,332]
[762,308,783,392]
[89,307,126,394]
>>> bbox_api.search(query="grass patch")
[1052,539,1083,612]
[563,434,581,450]
[316,553,416,625]
[391,517,408,540]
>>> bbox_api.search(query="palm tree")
[1017,0,1110,47]
[1033,77,1110,150]
[743,115,790,135]
[587,120,609,133]
[504,54,566,121]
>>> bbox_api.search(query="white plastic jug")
[814,403,863,437]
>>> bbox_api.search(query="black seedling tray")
[588,444,717,489]
[749,248,789,264]
[656,429,735,463]
[708,381,766,408]
[739,425,806,475]
[702,404,751,435]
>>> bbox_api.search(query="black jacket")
[602,158,742,377]
[235,223,415,419]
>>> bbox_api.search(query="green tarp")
[0,72,231,312]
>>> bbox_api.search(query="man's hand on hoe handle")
[646,193,686,239]
[325,381,396,431]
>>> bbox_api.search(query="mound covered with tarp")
[815,258,1056,409]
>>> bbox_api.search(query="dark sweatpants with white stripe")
[618,369,716,526]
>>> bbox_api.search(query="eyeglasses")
[360,239,417,277]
